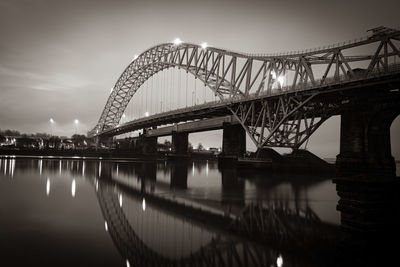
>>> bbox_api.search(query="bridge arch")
[92,28,400,150]
[96,43,241,132]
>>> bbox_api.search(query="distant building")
[15,137,43,149]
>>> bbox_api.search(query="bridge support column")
[221,123,246,158]
[336,106,398,176]
[172,132,188,155]
[334,104,400,265]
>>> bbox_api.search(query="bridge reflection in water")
[94,160,340,267]
[2,156,397,266]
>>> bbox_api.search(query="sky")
[0,0,399,158]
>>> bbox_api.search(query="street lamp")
[277,75,285,87]
[173,38,182,45]
[74,119,79,134]
[201,42,208,49]
[49,118,55,136]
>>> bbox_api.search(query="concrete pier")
[221,123,246,158]
[171,132,188,155]
[336,106,398,176]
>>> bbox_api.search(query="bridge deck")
[99,68,400,137]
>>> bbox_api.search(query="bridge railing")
[256,61,400,97]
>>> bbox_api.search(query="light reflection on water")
[0,156,349,266]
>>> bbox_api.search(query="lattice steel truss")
[91,27,400,149]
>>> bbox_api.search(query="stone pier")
[336,105,399,176]
[221,123,246,158]
[171,132,188,155]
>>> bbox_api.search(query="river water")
[1,156,392,266]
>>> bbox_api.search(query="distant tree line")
[0,129,56,138]
[0,128,92,149]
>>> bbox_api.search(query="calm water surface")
[0,156,349,266]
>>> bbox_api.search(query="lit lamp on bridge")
[173,38,182,45]
[145,111,149,117]
[277,75,285,87]
[49,118,55,136]
[270,71,286,88]
[74,119,79,134]
[201,42,208,49]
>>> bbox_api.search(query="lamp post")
[49,118,54,136]
[48,118,56,149]
[74,119,79,134]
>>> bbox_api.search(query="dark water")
[1,156,392,266]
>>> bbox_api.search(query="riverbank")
[0,148,218,161]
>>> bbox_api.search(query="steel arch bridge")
[91,27,400,149]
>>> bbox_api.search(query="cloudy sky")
[0,0,399,158]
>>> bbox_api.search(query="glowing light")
[74,119,79,124]
[119,194,123,207]
[126,259,130,267]
[133,54,139,60]
[110,88,113,93]
[104,221,108,232]
[39,159,42,176]
[46,178,50,196]
[95,180,99,192]
[71,179,76,197]
[142,198,146,211]
[145,111,149,117]
[10,159,15,177]
[277,75,285,87]
[277,254,283,267]
[206,161,209,176]
[201,42,208,49]
[173,38,182,45]
[271,70,277,79]
[49,118,54,124]
[122,114,126,118]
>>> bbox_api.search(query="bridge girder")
[90,27,400,149]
